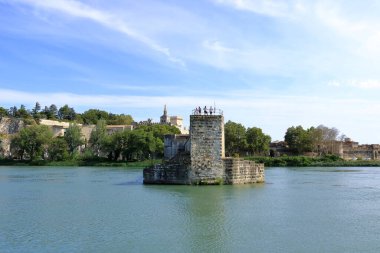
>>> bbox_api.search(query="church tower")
[160,104,170,124]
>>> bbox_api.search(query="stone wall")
[0,117,24,135]
[342,144,380,160]
[164,134,190,161]
[0,117,24,157]
[143,163,190,184]
[189,115,225,184]
[223,158,264,184]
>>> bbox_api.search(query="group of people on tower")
[194,106,216,115]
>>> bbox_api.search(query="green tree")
[108,130,130,161]
[18,105,30,119]
[49,104,58,119]
[285,126,305,154]
[81,109,110,124]
[64,123,84,156]
[246,127,271,156]
[285,126,316,154]
[123,130,147,161]
[107,114,134,125]
[48,137,69,161]
[224,120,247,156]
[32,102,41,119]
[58,105,76,121]
[0,107,8,117]
[11,125,53,160]
[9,106,18,117]
[89,120,108,157]
[135,124,180,141]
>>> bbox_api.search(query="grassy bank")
[0,158,161,168]
[246,155,380,167]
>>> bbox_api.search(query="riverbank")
[0,158,161,168]
[246,156,380,167]
[2,156,380,168]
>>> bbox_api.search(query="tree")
[0,107,8,117]
[135,124,180,141]
[58,105,76,121]
[107,114,134,125]
[316,125,340,154]
[9,106,18,117]
[64,123,84,156]
[42,104,58,119]
[11,125,53,160]
[284,125,341,155]
[89,120,108,157]
[246,127,271,156]
[108,130,130,161]
[17,105,30,119]
[284,126,312,154]
[48,137,69,161]
[224,120,247,156]
[49,104,58,119]
[81,109,110,125]
[32,102,41,119]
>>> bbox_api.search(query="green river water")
[1,166,380,253]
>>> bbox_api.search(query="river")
[1,166,380,253]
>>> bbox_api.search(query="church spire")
[160,104,169,124]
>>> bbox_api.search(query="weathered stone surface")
[143,112,265,185]
[0,117,24,135]
[189,115,225,184]
[223,158,264,184]
[0,117,24,157]
[143,163,190,184]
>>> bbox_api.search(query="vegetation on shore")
[246,155,380,167]
[0,103,377,168]
[0,158,161,167]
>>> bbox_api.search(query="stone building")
[159,105,187,134]
[143,109,264,185]
[339,138,380,160]
[270,137,380,160]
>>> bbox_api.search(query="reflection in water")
[146,185,229,252]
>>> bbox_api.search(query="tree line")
[224,122,344,157]
[224,120,272,157]
[0,103,133,125]
[284,125,344,155]
[0,103,346,160]
[8,121,180,162]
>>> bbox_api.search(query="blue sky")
[1,0,380,143]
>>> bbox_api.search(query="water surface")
[1,166,380,253]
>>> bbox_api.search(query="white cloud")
[328,79,380,89]
[214,0,305,18]
[203,40,235,53]
[2,88,380,143]
[14,0,185,66]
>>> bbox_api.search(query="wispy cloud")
[213,0,306,18]
[2,87,380,143]
[13,0,185,66]
[328,79,380,89]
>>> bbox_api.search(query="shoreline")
[0,159,161,168]
[246,156,380,167]
[1,157,380,167]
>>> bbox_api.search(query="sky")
[1,0,380,143]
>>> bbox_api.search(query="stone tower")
[143,108,264,185]
[189,114,225,184]
[160,104,170,124]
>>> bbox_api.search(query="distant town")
[0,103,379,165]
